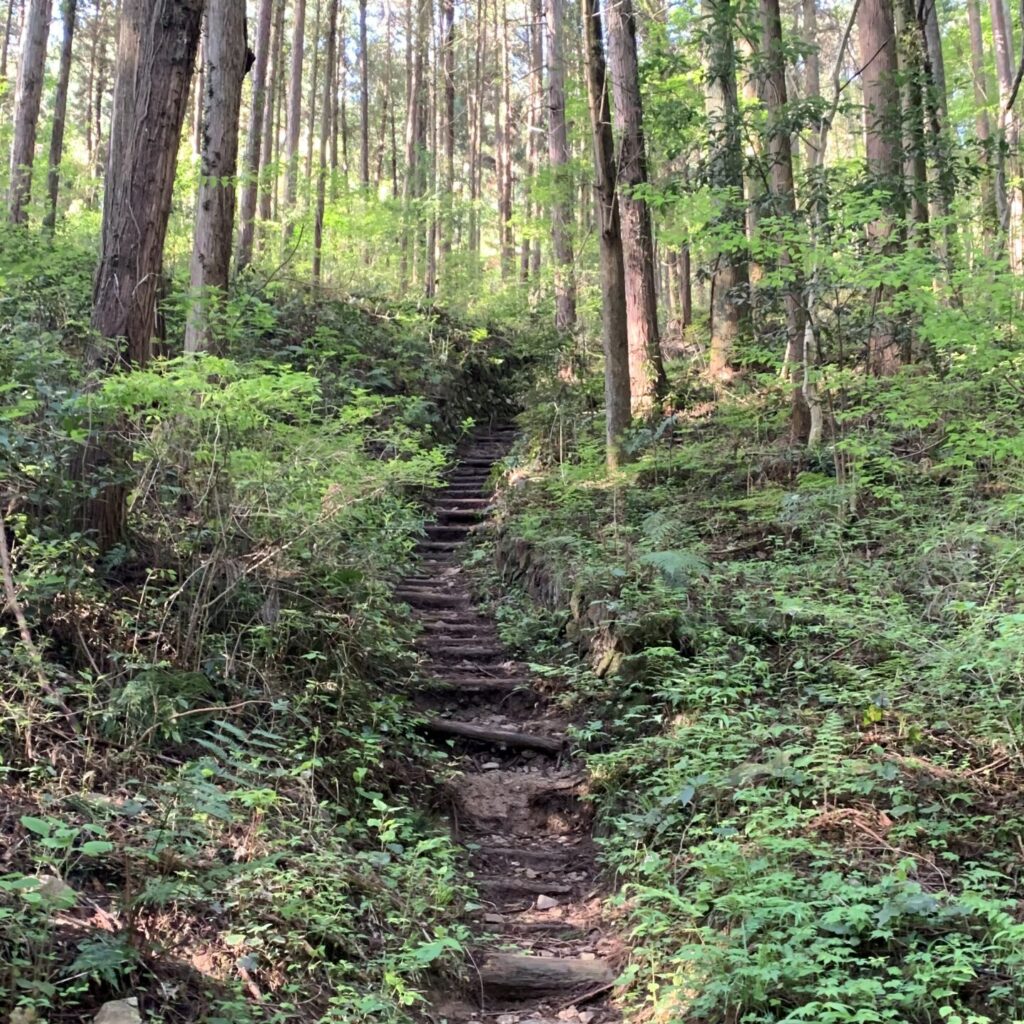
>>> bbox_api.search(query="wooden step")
[424,524,474,540]
[420,676,532,694]
[480,953,614,998]
[436,508,485,522]
[396,591,467,608]
[423,717,563,754]
[418,642,508,660]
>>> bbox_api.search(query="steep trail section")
[401,426,623,1024]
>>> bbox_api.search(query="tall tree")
[0,0,17,78]
[584,0,631,468]
[607,0,664,406]
[440,0,456,270]
[236,0,275,272]
[259,0,285,223]
[802,0,821,167]
[702,0,749,379]
[314,0,339,283]
[967,0,998,235]
[285,0,308,231]
[496,0,514,278]
[86,0,204,547]
[7,0,52,223]
[359,0,370,188]
[546,0,577,331]
[857,0,904,372]
[43,0,77,232]
[185,0,248,353]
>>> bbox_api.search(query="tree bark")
[547,0,577,331]
[43,0,77,232]
[0,0,17,78]
[439,0,455,270]
[528,0,544,279]
[802,0,821,167]
[86,0,204,549]
[285,0,307,230]
[894,0,929,232]
[497,0,514,278]
[607,0,664,407]
[584,0,631,469]
[857,0,904,373]
[7,0,52,223]
[990,0,1020,268]
[184,0,248,354]
[306,0,322,186]
[313,0,338,284]
[259,0,285,223]
[359,0,370,188]
[702,0,749,380]
[236,0,274,272]
[967,0,998,235]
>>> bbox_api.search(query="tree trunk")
[359,0,370,188]
[679,246,692,326]
[990,0,1020,268]
[857,0,904,373]
[86,0,204,549]
[0,0,17,78]
[546,0,577,331]
[967,0,998,236]
[584,0,631,469]
[7,0,52,223]
[702,0,749,380]
[607,0,664,407]
[314,0,338,284]
[185,0,248,354]
[285,0,307,230]
[529,0,543,279]
[91,0,109,192]
[236,0,273,272]
[259,0,285,223]
[439,0,455,271]
[894,0,929,233]
[802,0,821,167]
[496,0,514,278]
[43,0,77,232]
[306,0,322,186]
[760,0,808,438]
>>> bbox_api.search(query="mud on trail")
[400,425,624,1024]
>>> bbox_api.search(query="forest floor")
[403,425,625,1024]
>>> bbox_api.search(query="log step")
[418,643,508,660]
[480,953,614,999]
[423,717,563,754]
[424,524,474,540]
[436,508,485,522]
[396,591,467,608]
[414,541,459,553]
[420,677,532,694]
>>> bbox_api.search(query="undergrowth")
[490,360,1024,1024]
[0,228,535,1023]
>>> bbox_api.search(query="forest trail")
[400,426,623,1024]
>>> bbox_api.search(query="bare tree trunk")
[193,30,205,157]
[306,0,322,186]
[990,0,1020,268]
[7,0,52,223]
[185,0,248,353]
[679,246,692,325]
[285,0,308,231]
[0,0,17,78]
[494,0,513,278]
[468,0,485,265]
[702,0,749,380]
[967,0,997,236]
[91,0,109,193]
[802,0,821,167]
[401,0,425,286]
[858,0,904,372]
[236,0,273,271]
[439,0,455,271]
[86,0,204,548]
[546,0,576,330]
[584,0,631,468]
[43,0,77,232]
[83,1,98,162]
[894,0,929,232]
[314,0,338,284]
[359,0,370,187]
[529,0,544,279]
[259,0,284,223]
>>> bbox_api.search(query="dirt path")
[402,425,623,1024]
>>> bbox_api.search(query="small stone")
[94,1000,142,1024]
[481,761,501,770]
[497,1015,517,1024]
[579,1013,597,1024]
[557,1010,579,1021]
[524,868,539,879]
[483,913,504,924]
[535,894,559,910]
[579,951,597,960]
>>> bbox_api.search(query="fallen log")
[480,953,614,998]
[423,717,563,754]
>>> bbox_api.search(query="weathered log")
[423,717,563,754]
[419,643,507,660]
[394,590,466,608]
[480,953,614,998]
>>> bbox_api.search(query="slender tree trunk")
[967,0,998,236]
[496,0,514,278]
[468,0,485,264]
[193,31,205,157]
[547,0,577,331]
[306,0,322,185]
[0,0,17,78]
[259,0,284,223]
[85,0,204,548]
[83,2,98,163]
[91,0,109,193]
[529,0,544,279]
[43,0,77,232]
[584,0,631,468]
[314,0,338,284]
[359,0,370,187]
[702,0,749,380]
[990,0,1020,268]
[185,0,248,353]
[440,0,455,270]
[285,0,308,231]
[894,0,928,232]
[858,0,904,372]
[7,0,52,223]
[802,0,821,167]
[679,245,692,325]
[236,0,273,271]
